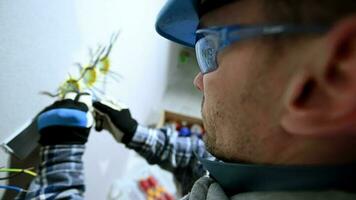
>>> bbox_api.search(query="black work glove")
[93,99,138,144]
[37,92,93,145]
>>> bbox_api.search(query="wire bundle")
[0,185,27,193]
[0,167,37,193]
[41,32,121,100]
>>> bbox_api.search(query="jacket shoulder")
[231,190,356,200]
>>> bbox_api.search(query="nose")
[193,72,204,92]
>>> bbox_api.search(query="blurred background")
[0,0,202,199]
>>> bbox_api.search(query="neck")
[271,136,356,165]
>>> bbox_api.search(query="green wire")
[0,168,37,177]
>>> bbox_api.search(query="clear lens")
[195,35,219,74]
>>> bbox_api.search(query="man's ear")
[281,15,356,137]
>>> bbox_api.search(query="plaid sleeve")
[127,125,209,169]
[126,125,211,192]
[17,145,85,200]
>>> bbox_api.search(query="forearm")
[126,125,208,173]
[19,145,85,200]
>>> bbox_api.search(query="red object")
[156,196,165,200]
[164,193,174,200]
[175,122,182,131]
[147,176,158,188]
[139,180,150,192]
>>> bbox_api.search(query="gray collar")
[197,155,356,195]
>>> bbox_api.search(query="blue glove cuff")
[37,108,90,130]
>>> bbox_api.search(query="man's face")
[194,0,294,163]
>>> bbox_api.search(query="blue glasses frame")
[195,24,329,74]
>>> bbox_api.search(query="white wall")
[0,2,81,198]
[162,48,203,118]
[75,1,174,199]
[0,0,172,199]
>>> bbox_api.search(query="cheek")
[203,51,250,112]
[202,51,252,142]
[202,43,269,134]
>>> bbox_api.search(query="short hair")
[264,0,356,25]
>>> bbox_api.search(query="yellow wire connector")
[41,31,120,99]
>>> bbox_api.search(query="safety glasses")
[195,24,329,74]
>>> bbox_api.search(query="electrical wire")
[0,171,23,180]
[0,185,27,193]
[42,32,120,99]
[0,168,37,177]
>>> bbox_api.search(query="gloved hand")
[37,92,93,145]
[93,99,138,143]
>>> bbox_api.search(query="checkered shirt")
[126,125,211,194]
[17,125,212,199]
[16,145,85,200]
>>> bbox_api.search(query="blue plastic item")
[155,0,235,47]
[179,127,191,137]
[156,0,199,47]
